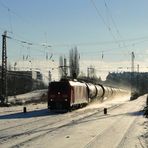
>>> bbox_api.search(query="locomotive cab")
[48,81,71,110]
[48,80,89,111]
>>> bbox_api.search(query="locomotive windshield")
[49,82,69,93]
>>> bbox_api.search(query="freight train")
[48,79,127,111]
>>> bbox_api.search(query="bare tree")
[59,55,68,79]
[69,46,80,79]
[59,55,64,79]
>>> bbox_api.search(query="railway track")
[0,103,124,148]
[0,102,122,132]
[84,99,145,148]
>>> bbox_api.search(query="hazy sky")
[0,0,148,77]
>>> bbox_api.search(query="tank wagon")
[48,79,127,111]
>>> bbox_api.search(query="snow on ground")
[27,95,146,148]
[0,94,147,148]
[8,89,48,105]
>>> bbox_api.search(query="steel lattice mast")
[1,31,7,104]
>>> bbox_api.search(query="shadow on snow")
[0,109,61,119]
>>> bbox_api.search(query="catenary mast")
[0,31,8,105]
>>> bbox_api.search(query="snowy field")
[0,94,147,148]
[8,89,48,105]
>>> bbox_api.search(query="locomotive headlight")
[50,99,53,101]
[64,99,68,101]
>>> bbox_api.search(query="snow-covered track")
[84,97,145,148]
[1,95,146,148]
[0,104,123,148]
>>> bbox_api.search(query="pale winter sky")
[0,0,148,79]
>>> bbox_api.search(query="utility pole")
[137,64,139,73]
[131,51,135,96]
[136,64,139,93]
[0,31,8,105]
[63,58,68,77]
[131,51,135,73]
[87,67,95,78]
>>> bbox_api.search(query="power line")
[2,31,148,59]
[4,33,148,63]
[103,0,130,54]
[8,9,13,33]
[0,0,27,21]
[5,34,52,48]
[3,29,148,49]
[45,35,148,50]
[90,0,119,44]
[104,0,123,39]
[2,30,148,63]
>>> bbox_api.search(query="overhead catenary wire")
[103,0,129,53]
[104,0,123,39]
[0,1,147,52]
[0,2,147,63]
[5,32,148,49]
[5,34,52,48]
[8,8,13,34]
[6,34,148,64]
[2,29,148,65]
[79,39,148,55]
[0,0,19,16]
[90,0,119,45]
[1,1,148,79]
[0,0,29,23]
[0,1,15,34]
[90,0,132,56]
